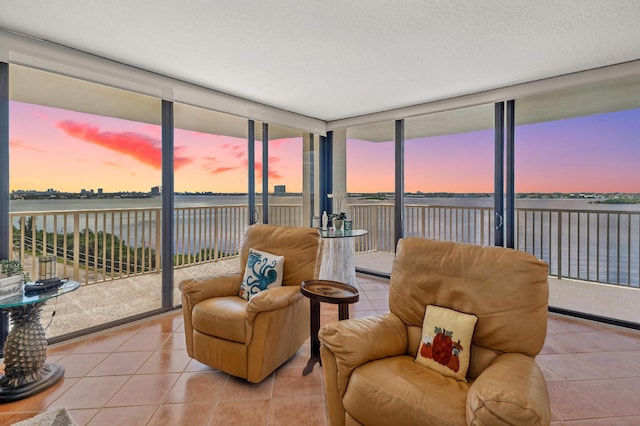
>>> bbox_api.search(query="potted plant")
[329,212,347,230]
[328,191,348,230]
[0,259,30,300]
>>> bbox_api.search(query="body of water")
[9,195,640,286]
[10,194,640,213]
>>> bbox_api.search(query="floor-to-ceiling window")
[266,124,304,226]
[404,104,494,246]
[173,103,250,305]
[9,64,163,338]
[515,78,640,287]
[514,77,640,323]
[253,121,264,224]
[251,122,304,226]
[346,121,395,254]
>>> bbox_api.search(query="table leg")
[303,298,321,376]
[0,302,65,402]
[338,303,350,320]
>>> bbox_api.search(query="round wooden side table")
[300,279,359,376]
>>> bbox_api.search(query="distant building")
[97,188,103,195]
[274,185,286,195]
[150,186,161,196]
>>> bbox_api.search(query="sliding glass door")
[9,64,163,338]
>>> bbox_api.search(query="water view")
[9,194,640,287]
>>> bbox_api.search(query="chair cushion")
[415,305,477,381]
[343,355,469,426]
[239,248,284,300]
[192,296,248,343]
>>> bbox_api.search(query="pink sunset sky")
[9,101,640,194]
[9,101,301,193]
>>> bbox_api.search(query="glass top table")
[0,280,80,309]
[318,228,368,239]
[0,280,80,402]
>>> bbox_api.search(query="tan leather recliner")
[180,224,322,383]
[319,238,550,425]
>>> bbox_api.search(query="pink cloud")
[201,157,241,175]
[32,111,49,121]
[10,139,44,152]
[139,124,162,139]
[220,143,245,159]
[212,166,240,174]
[198,143,282,179]
[250,161,282,179]
[268,169,283,179]
[56,121,192,169]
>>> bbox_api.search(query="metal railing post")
[557,212,562,280]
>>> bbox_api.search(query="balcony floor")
[35,249,640,340]
[1,270,640,424]
[356,251,640,324]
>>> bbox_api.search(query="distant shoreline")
[593,198,640,204]
[11,191,640,201]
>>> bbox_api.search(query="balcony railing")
[8,203,640,288]
[515,208,640,286]
[11,208,163,284]
[173,206,247,268]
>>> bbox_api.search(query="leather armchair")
[180,224,322,383]
[319,238,550,425]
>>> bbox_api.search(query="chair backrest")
[240,224,322,286]
[389,238,549,361]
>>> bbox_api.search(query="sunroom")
[1,1,640,424]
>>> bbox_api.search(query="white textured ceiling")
[1,0,640,122]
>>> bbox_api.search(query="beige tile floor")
[38,250,640,343]
[2,272,640,425]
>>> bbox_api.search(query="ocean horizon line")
[10,190,640,200]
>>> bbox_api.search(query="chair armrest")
[319,313,407,397]
[246,285,304,321]
[179,274,242,309]
[179,274,243,357]
[467,353,550,426]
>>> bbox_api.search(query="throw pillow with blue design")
[239,248,285,300]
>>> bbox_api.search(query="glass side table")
[0,280,80,402]
[318,228,368,286]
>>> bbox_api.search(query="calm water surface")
[9,195,639,286]
[10,195,640,212]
